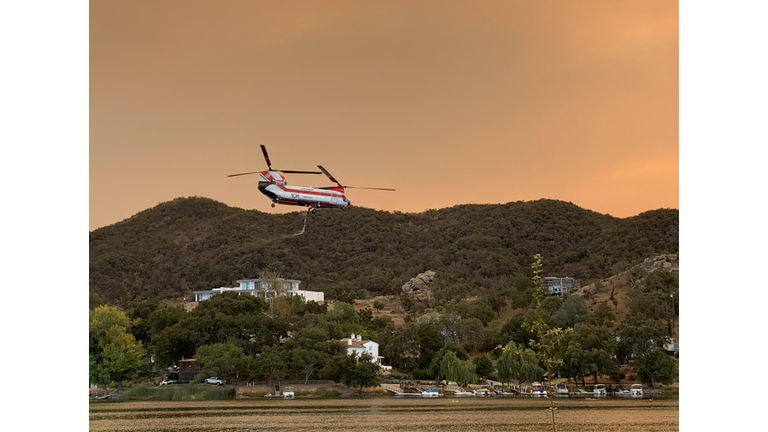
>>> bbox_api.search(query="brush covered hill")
[89,197,678,305]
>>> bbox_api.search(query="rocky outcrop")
[401,271,436,302]
[640,254,679,273]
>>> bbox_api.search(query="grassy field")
[89,397,678,431]
[119,385,237,401]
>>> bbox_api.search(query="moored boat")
[593,384,607,396]
[630,384,644,396]
[531,382,547,397]
[394,391,424,397]
[555,383,569,396]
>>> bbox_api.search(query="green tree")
[627,269,679,335]
[501,313,533,348]
[439,351,476,386]
[615,313,669,362]
[373,300,385,311]
[591,301,615,326]
[429,343,469,380]
[417,322,445,369]
[251,345,288,388]
[326,301,359,323]
[195,343,251,382]
[552,295,591,329]
[634,349,677,387]
[496,342,544,387]
[290,348,329,384]
[473,356,494,379]
[379,322,421,370]
[150,323,201,367]
[457,318,485,351]
[89,306,146,395]
[339,352,381,394]
[507,275,536,309]
[486,293,507,317]
[89,292,105,311]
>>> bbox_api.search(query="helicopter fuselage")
[258,171,350,209]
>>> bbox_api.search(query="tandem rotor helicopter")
[228,145,395,216]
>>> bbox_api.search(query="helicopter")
[228,145,395,213]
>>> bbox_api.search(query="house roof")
[339,338,376,349]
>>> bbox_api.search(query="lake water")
[89,396,679,431]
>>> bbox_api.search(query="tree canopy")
[89,306,146,394]
[90,197,679,305]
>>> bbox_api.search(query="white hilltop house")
[193,278,324,303]
[340,334,391,370]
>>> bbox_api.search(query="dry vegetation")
[575,270,632,326]
[90,398,679,432]
[353,296,408,326]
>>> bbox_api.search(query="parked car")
[205,377,224,385]
[160,379,177,386]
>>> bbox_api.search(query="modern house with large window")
[193,278,324,303]
[544,277,580,295]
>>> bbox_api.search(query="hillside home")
[178,359,200,381]
[339,334,391,370]
[544,277,580,295]
[193,278,324,303]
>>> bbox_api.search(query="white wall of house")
[294,290,324,302]
[363,341,380,364]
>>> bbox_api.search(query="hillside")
[89,197,678,305]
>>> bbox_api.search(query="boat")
[593,384,607,396]
[264,386,295,399]
[395,388,441,397]
[474,389,491,396]
[630,384,644,397]
[394,390,424,397]
[531,382,547,397]
[451,390,476,396]
[283,386,295,399]
[555,383,569,396]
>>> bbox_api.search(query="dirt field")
[90,397,678,431]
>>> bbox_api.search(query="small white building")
[193,278,324,303]
[339,334,389,369]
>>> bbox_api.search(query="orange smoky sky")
[90,0,678,231]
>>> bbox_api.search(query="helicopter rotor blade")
[317,185,395,191]
[344,186,396,191]
[261,145,273,170]
[228,171,262,177]
[317,165,342,186]
[277,169,323,174]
